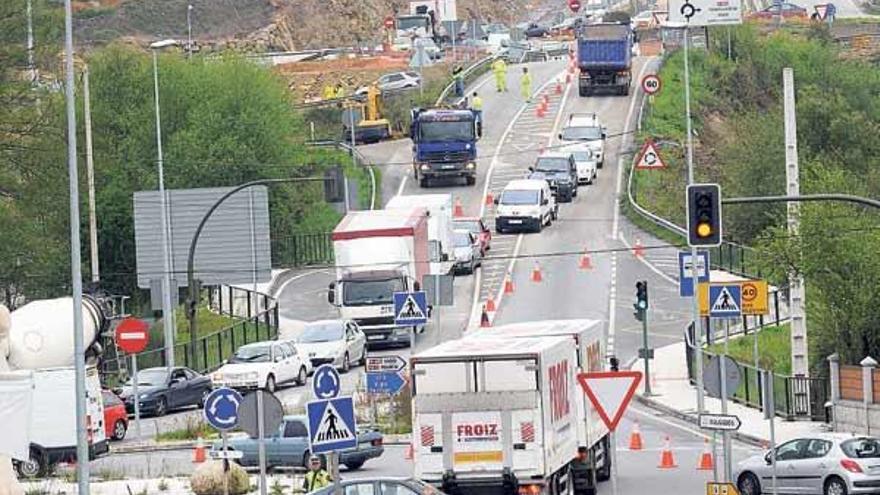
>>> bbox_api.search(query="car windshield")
[454,219,481,234]
[343,277,405,306]
[418,121,475,142]
[501,189,539,205]
[229,344,271,363]
[535,157,570,172]
[299,323,345,343]
[561,126,603,141]
[454,231,472,247]
[842,438,880,458]
[126,368,168,386]
[397,16,428,30]
[571,151,593,162]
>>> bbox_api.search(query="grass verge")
[709,324,791,375]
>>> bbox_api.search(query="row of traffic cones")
[626,423,714,471]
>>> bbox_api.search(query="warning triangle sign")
[815,4,828,18]
[397,294,426,320]
[711,286,740,312]
[576,371,642,431]
[312,400,354,445]
[635,140,665,169]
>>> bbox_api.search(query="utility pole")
[187,4,194,59]
[83,66,100,283]
[783,68,809,379]
[26,0,36,82]
[62,0,90,491]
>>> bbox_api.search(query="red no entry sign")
[641,74,662,95]
[115,317,150,354]
[568,0,582,12]
[384,16,395,29]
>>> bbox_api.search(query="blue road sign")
[204,387,243,431]
[678,250,710,297]
[313,364,341,400]
[709,283,742,318]
[393,291,428,326]
[307,397,358,454]
[366,371,407,395]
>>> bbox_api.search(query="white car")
[295,319,366,373]
[733,434,880,495]
[211,340,309,392]
[559,113,607,168]
[494,179,558,233]
[356,71,421,96]
[564,146,598,184]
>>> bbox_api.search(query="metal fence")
[272,232,334,267]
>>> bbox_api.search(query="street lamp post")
[187,5,194,59]
[150,39,180,370]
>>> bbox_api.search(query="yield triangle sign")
[635,140,665,169]
[815,4,828,19]
[576,371,642,431]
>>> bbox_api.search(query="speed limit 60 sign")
[641,74,662,95]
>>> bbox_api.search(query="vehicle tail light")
[617,71,629,76]
[372,438,383,447]
[841,459,863,473]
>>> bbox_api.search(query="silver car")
[452,229,481,275]
[734,434,880,495]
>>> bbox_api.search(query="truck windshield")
[535,158,570,172]
[397,16,428,31]
[561,126,603,141]
[501,189,539,205]
[343,277,405,306]
[418,121,475,142]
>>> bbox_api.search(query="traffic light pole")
[641,309,651,396]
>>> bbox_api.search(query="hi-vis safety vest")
[303,469,332,492]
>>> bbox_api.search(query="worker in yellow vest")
[491,58,508,92]
[470,92,483,136]
[322,84,336,100]
[334,83,345,99]
[302,455,332,492]
[520,67,533,102]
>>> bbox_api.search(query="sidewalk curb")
[635,393,768,449]
[112,433,414,455]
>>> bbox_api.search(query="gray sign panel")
[134,186,271,288]
[423,274,454,306]
[239,390,285,439]
[703,355,741,399]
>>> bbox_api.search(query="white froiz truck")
[411,336,582,495]
[469,320,612,492]
[328,208,430,347]
[385,194,454,275]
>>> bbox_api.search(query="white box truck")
[13,365,108,477]
[411,336,580,495]
[468,320,611,489]
[386,194,454,276]
[328,208,431,347]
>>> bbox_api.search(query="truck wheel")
[16,448,47,478]
[344,460,365,471]
[578,85,589,97]
[466,176,476,186]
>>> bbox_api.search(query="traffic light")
[609,356,619,372]
[633,280,648,321]
[686,183,722,247]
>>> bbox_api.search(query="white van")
[494,179,558,233]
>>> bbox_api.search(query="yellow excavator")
[342,84,392,144]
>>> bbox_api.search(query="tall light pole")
[27,0,36,82]
[62,0,90,492]
[82,65,99,283]
[187,4,194,59]
[150,39,180,370]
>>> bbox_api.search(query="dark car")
[525,23,549,38]
[311,478,447,495]
[117,366,213,417]
[212,415,384,471]
[749,2,808,19]
[527,154,579,202]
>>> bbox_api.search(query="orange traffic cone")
[454,197,464,217]
[633,238,645,258]
[531,262,543,283]
[193,436,206,463]
[542,94,550,108]
[536,105,546,118]
[566,72,572,84]
[485,191,495,206]
[629,422,644,450]
[697,439,714,471]
[405,443,414,460]
[658,436,677,469]
[538,145,546,154]
[555,81,563,95]
[579,251,593,270]
[486,296,496,312]
[480,305,491,327]
[504,274,515,294]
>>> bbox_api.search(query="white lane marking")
[619,233,679,286]
[607,253,618,357]
[276,269,330,299]
[395,174,409,198]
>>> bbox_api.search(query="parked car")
[212,340,309,392]
[102,390,128,441]
[212,415,384,471]
[311,478,447,495]
[734,434,880,495]
[453,217,491,255]
[749,2,808,19]
[632,10,666,28]
[527,153,579,202]
[118,366,213,417]
[494,179,558,233]
[452,229,482,275]
[356,71,421,96]
[525,23,549,38]
[563,146,598,184]
[295,319,366,372]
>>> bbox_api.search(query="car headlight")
[419,163,430,171]
[139,393,151,400]
[245,372,260,380]
[465,162,476,169]
[212,373,224,382]
[394,327,410,335]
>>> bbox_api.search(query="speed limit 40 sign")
[641,74,662,95]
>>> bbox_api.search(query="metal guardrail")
[435,53,499,105]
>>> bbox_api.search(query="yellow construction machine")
[342,84,392,144]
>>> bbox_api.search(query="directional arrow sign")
[366,371,407,395]
[366,355,407,373]
[576,371,642,431]
[699,413,742,431]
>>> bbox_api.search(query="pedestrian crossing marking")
[312,400,354,445]
[397,294,426,320]
[711,286,740,312]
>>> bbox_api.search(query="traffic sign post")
[366,354,408,395]
[635,140,666,170]
[669,0,743,25]
[679,250,710,297]
[706,482,740,495]
[641,74,662,95]
[307,397,358,453]
[740,279,769,315]
[569,0,582,12]
[313,364,341,400]
[699,413,742,431]
[239,390,284,495]
[394,290,428,348]
[700,283,742,318]
[383,16,394,29]
[204,386,244,493]
[115,318,150,438]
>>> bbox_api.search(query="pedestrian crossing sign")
[307,397,357,454]
[393,291,428,325]
[708,284,742,318]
